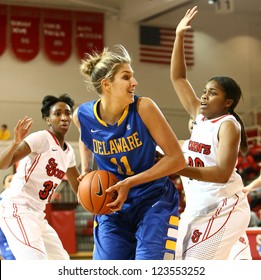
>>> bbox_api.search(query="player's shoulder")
[219,114,240,129]
[79,99,97,110]
[78,100,98,120]
[137,96,153,103]
[24,130,50,153]
[25,130,48,142]
[136,96,157,111]
[214,114,237,123]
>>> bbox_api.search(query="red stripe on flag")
[139,26,194,66]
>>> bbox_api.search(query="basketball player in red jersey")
[171,6,251,259]
[0,94,79,259]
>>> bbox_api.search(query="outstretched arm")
[170,6,200,119]
[0,116,33,169]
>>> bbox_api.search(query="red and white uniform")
[176,114,251,260]
[228,233,252,260]
[0,130,76,260]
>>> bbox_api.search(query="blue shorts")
[93,179,179,260]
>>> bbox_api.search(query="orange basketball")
[78,170,119,215]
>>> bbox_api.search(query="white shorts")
[228,233,252,260]
[176,191,251,260]
[0,203,69,260]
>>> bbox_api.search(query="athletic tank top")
[182,114,244,215]
[1,130,76,213]
[78,95,169,200]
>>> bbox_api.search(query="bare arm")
[66,166,80,194]
[0,117,33,169]
[73,108,94,180]
[138,97,186,179]
[178,120,241,183]
[243,174,261,195]
[170,6,200,119]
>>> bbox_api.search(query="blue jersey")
[78,95,169,200]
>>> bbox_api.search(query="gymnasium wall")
[0,4,260,143]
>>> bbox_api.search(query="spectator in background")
[236,152,260,183]
[249,139,261,163]
[243,173,261,226]
[0,124,11,141]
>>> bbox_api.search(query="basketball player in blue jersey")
[73,45,186,260]
[171,6,251,259]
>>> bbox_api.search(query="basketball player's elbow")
[218,176,230,184]
[216,171,232,183]
[175,155,186,172]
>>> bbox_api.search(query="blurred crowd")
[0,124,11,141]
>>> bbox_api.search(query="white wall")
[0,2,260,144]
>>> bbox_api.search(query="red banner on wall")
[75,11,104,59]
[10,6,40,61]
[0,5,7,56]
[43,9,72,63]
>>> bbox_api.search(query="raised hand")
[176,6,198,36]
[13,116,33,144]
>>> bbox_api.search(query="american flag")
[139,25,194,66]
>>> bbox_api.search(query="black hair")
[209,76,248,155]
[41,94,74,119]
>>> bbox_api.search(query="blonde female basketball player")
[171,6,251,260]
[73,45,186,260]
[0,94,79,260]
